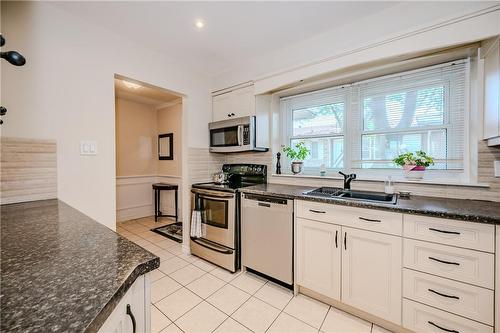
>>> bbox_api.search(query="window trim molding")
[277,57,478,185]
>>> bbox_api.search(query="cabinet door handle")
[309,209,326,214]
[429,227,460,235]
[126,304,136,333]
[344,232,347,250]
[227,113,232,117]
[231,113,235,116]
[428,256,460,266]
[428,321,459,333]
[358,217,381,223]
[428,288,460,299]
[335,230,338,248]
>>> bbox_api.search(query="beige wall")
[115,98,182,177]
[115,98,157,177]
[157,103,182,176]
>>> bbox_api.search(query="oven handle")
[191,237,233,254]
[191,188,235,198]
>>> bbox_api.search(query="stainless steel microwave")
[209,116,268,153]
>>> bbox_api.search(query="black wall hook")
[0,34,26,125]
[0,34,26,66]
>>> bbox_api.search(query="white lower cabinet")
[403,269,494,325]
[98,274,151,333]
[295,201,497,333]
[296,218,341,300]
[341,227,402,325]
[403,299,493,333]
[295,205,402,325]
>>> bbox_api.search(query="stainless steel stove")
[190,164,267,272]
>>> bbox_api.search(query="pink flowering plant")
[393,151,434,171]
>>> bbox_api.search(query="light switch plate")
[80,140,98,155]
[495,160,500,177]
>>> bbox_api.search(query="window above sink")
[279,58,478,185]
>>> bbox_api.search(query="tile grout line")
[121,218,381,333]
[317,305,331,333]
[263,286,296,333]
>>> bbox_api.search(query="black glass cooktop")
[192,181,259,193]
[192,164,267,193]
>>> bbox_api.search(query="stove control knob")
[256,167,262,173]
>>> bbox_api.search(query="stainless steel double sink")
[303,187,398,204]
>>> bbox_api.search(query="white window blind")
[351,60,467,170]
[281,59,469,174]
[282,86,348,169]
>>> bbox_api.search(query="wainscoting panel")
[116,175,182,222]
[0,137,57,204]
[116,175,156,222]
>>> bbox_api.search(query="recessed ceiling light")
[195,20,204,29]
[122,80,141,90]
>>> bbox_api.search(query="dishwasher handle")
[244,193,288,205]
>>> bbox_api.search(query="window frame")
[279,59,473,183]
[281,87,349,172]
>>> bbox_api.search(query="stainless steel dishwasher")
[241,193,293,285]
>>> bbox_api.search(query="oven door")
[191,189,235,248]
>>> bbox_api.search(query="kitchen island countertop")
[240,183,500,224]
[0,199,159,333]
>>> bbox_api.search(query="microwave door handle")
[237,125,243,146]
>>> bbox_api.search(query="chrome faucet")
[339,171,356,190]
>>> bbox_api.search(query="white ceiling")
[114,77,181,107]
[50,1,400,77]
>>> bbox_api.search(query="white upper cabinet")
[212,84,255,122]
[296,217,341,300]
[482,37,500,146]
[341,227,402,325]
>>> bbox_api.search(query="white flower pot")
[403,165,426,180]
[291,161,303,174]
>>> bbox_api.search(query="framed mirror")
[158,133,173,160]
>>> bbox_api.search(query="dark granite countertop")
[0,199,160,333]
[240,183,500,224]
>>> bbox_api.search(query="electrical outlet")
[80,140,98,155]
[495,160,500,177]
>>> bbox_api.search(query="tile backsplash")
[189,142,500,202]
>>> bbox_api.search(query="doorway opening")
[114,74,184,243]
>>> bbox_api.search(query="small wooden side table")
[152,183,178,222]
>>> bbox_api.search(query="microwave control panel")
[243,125,250,145]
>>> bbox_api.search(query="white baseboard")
[116,175,183,222]
[117,204,154,222]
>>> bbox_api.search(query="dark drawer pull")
[258,202,271,207]
[428,288,460,299]
[428,256,460,266]
[126,304,136,333]
[358,217,381,223]
[309,209,326,214]
[344,232,347,250]
[428,321,459,333]
[335,230,338,248]
[429,228,460,235]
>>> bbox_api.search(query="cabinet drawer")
[403,269,494,325]
[296,200,402,236]
[403,299,493,333]
[403,239,494,289]
[403,215,495,252]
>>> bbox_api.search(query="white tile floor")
[117,217,393,333]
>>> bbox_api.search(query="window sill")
[270,173,490,188]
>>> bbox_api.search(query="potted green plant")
[393,150,434,180]
[283,142,310,174]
